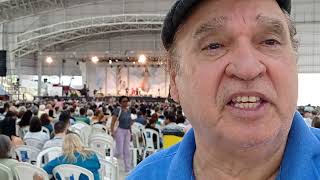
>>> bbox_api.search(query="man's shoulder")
[127,143,180,179]
[310,127,320,141]
[43,138,63,149]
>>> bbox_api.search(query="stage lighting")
[91,56,99,63]
[46,56,53,64]
[138,54,147,64]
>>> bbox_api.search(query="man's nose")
[225,40,266,81]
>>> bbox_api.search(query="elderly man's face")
[170,0,298,148]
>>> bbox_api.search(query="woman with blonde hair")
[43,133,100,180]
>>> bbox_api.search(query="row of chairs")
[130,122,184,166]
[0,160,116,180]
[12,146,118,180]
[18,126,50,140]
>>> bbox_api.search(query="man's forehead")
[179,0,285,31]
[162,0,291,50]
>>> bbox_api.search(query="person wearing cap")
[128,0,320,179]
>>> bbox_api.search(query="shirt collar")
[167,111,320,180]
[167,128,196,179]
[277,112,320,179]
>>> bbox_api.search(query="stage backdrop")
[86,63,169,97]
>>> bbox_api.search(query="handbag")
[113,108,122,132]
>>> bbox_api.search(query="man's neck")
[193,132,287,180]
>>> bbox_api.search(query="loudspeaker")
[0,50,7,77]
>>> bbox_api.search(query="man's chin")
[224,126,283,150]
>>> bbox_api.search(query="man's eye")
[262,39,281,46]
[202,43,224,51]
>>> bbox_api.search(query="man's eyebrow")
[192,16,229,39]
[256,14,286,36]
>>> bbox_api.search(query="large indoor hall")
[0,0,320,179]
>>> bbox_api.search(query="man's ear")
[169,73,180,103]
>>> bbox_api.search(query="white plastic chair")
[14,162,49,180]
[130,130,146,167]
[41,127,51,137]
[98,158,118,180]
[0,163,13,180]
[90,134,113,144]
[36,147,62,167]
[105,117,113,135]
[143,129,160,159]
[15,145,41,163]
[89,134,114,159]
[24,138,45,150]
[91,124,107,134]
[18,126,29,139]
[52,164,94,180]
[132,122,145,132]
[69,122,92,145]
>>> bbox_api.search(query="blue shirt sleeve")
[112,108,120,117]
[43,157,61,175]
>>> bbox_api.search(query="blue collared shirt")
[127,112,320,180]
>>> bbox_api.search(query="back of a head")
[87,109,94,117]
[313,117,320,128]
[149,113,158,125]
[19,110,33,127]
[54,121,67,134]
[29,116,42,132]
[176,114,186,124]
[31,105,39,116]
[79,108,86,116]
[166,112,177,123]
[62,133,91,162]
[18,106,26,113]
[0,116,17,137]
[10,106,18,113]
[59,111,71,123]
[40,113,50,126]
[140,108,147,116]
[69,107,75,114]
[0,135,12,159]
[39,104,46,111]
[49,109,54,118]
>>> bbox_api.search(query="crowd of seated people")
[298,105,320,129]
[2,97,320,177]
[0,97,193,179]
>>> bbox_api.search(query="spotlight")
[46,56,53,64]
[109,60,112,64]
[91,56,99,63]
[138,54,147,64]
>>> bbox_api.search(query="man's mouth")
[227,95,267,111]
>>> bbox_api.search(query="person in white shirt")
[24,116,50,144]
[43,121,67,149]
